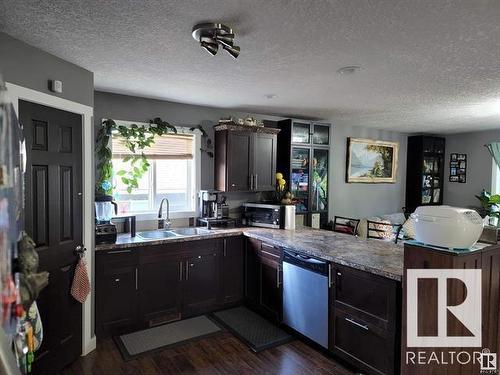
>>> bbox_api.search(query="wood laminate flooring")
[61,332,354,375]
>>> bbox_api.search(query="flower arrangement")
[275,173,294,204]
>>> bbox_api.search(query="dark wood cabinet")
[221,236,245,305]
[138,245,183,327]
[276,119,331,228]
[214,125,279,192]
[405,135,445,214]
[183,250,220,315]
[95,249,139,336]
[330,264,401,375]
[244,238,283,322]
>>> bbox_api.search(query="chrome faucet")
[158,198,171,229]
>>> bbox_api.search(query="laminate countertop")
[95,227,404,281]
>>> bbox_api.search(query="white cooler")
[411,205,484,249]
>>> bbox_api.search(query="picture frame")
[346,138,399,183]
[449,153,467,183]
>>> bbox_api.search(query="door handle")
[74,245,86,257]
[345,317,369,331]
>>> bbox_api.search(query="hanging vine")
[96,117,177,195]
[95,118,213,196]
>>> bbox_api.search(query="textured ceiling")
[2,0,500,134]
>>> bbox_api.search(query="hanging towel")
[71,258,90,303]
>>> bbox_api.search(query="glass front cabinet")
[277,119,331,228]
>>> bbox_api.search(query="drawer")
[259,241,282,261]
[96,248,138,269]
[333,307,395,375]
[333,264,399,324]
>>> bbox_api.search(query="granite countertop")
[96,227,404,281]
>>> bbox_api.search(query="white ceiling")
[2,0,500,134]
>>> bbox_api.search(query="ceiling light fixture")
[192,23,241,59]
[337,66,361,75]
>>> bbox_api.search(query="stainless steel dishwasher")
[282,249,330,348]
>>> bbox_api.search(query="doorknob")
[74,245,86,257]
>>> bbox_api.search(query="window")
[493,159,500,195]
[111,127,199,217]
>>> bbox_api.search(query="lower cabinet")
[330,264,401,375]
[96,236,245,337]
[244,238,283,322]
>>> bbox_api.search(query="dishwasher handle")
[284,250,326,265]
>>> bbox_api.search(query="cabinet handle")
[114,278,120,282]
[328,264,332,288]
[254,174,258,189]
[261,249,280,259]
[107,249,131,254]
[276,266,281,288]
[249,174,254,190]
[231,183,236,187]
[135,268,138,291]
[179,261,183,281]
[345,317,369,331]
[185,262,189,280]
[223,238,227,257]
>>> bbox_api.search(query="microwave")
[242,203,295,229]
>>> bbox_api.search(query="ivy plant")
[95,117,177,195]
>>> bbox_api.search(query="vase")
[489,216,499,227]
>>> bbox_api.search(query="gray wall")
[95,91,409,220]
[330,127,408,219]
[0,32,94,107]
[443,129,500,207]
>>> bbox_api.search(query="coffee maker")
[197,190,234,228]
[95,194,118,244]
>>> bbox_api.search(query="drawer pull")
[107,249,132,254]
[261,250,280,258]
[345,317,369,331]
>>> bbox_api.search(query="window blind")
[112,133,194,160]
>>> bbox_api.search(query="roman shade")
[112,133,194,160]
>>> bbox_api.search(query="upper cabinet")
[277,119,331,228]
[214,124,280,192]
[405,135,445,214]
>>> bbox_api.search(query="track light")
[215,33,234,47]
[192,23,241,59]
[223,44,240,59]
[201,41,218,56]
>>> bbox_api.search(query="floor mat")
[115,315,221,360]
[211,306,293,352]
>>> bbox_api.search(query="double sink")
[137,227,212,240]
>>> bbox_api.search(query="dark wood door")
[227,131,252,191]
[95,249,138,336]
[221,236,244,305]
[244,238,260,307]
[139,254,182,327]
[20,100,83,373]
[183,251,220,315]
[252,133,277,191]
[259,258,282,322]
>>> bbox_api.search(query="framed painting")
[346,138,399,183]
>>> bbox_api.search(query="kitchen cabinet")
[95,249,139,336]
[96,238,227,336]
[277,119,330,228]
[221,236,245,305]
[405,135,445,214]
[244,238,283,322]
[214,125,280,192]
[330,264,401,375]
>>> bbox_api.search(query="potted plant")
[475,190,500,226]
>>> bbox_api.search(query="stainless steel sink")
[137,230,180,239]
[137,227,211,240]
[170,228,212,236]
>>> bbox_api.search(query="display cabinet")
[277,119,330,228]
[405,136,445,213]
